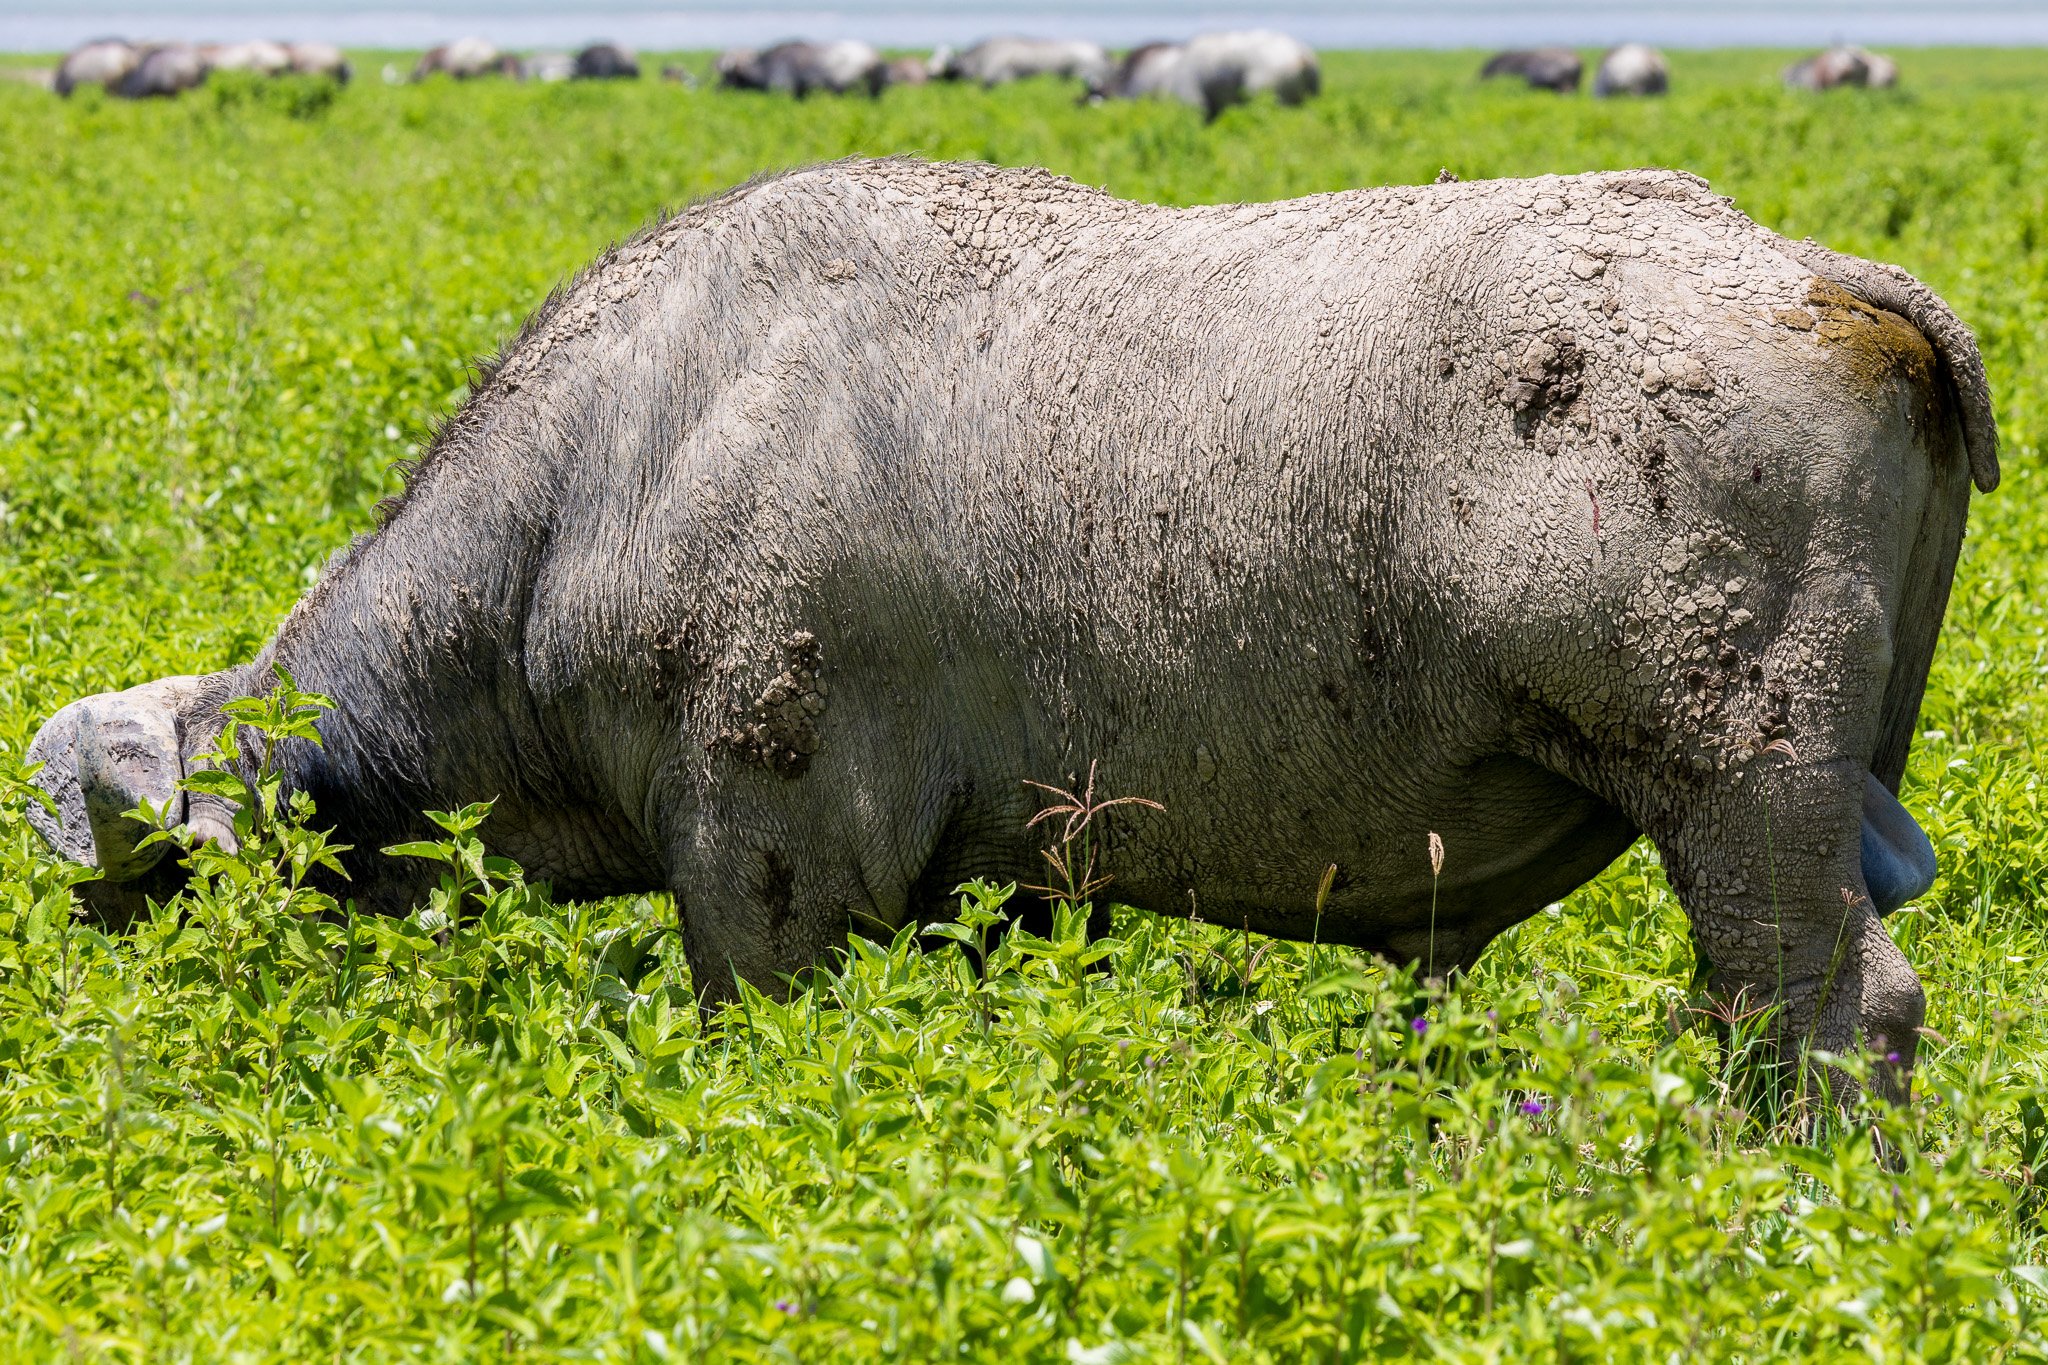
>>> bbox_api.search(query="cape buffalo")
[203,40,292,75]
[937,37,1111,88]
[1785,46,1898,91]
[884,55,931,87]
[113,44,209,99]
[54,39,139,95]
[1089,30,1319,121]
[413,37,511,81]
[1593,43,1668,97]
[716,41,885,97]
[574,43,640,80]
[1481,47,1583,93]
[30,160,1994,1102]
[287,42,351,83]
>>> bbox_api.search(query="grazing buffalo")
[54,39,139,96]
[113,44,209,99]
[27,159,1993,1104]
[937,36,1111,88]
[287,42,352,83]
[1593,43,1669,97]
[716,41,886,98]
[1090,30,1319,121]
[1480,47,1583,93]
[1784,46,1899,91]
[413,37,513,81]
[574,43,640,80]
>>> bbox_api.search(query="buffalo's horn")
[25,676,203,880]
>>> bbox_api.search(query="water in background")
[3,0,2047,52]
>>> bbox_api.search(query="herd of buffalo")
[41,33,1912,112]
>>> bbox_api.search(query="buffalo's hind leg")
[1648,751,1925,1109]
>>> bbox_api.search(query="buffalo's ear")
[25,676,203,880]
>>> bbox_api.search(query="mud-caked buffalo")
[31,160,1994,1103]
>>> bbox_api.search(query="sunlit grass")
[2,48,2047,1359]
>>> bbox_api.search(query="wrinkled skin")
[937,37,1110,89]
[1088,31,1319,121]
[31,161,1995,1102]
[1481,48,1583,94]
[1593,43,1669,97]
[716,42,884,98]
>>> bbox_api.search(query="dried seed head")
[1428,831,1445,878]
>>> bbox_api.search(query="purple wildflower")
[1886,1051,1902,1065]
[1520,1099,1545,1117]
[1411,1017,1428,1036]
[776,1300,797,1315]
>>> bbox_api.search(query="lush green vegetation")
[3,48,2048,1360]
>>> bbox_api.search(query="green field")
[5,48,2048,1360]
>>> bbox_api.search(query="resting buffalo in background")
[55,39,139,95]
[936,36,1110,88]
[716,41,885,97]
[413,37,517,81]
[28,159,1994,1103]
[1785,46,1898,91]
[114,44,209,99]
[1481,47,1583,93]
[1089,30,1319,121]
[574,43,640,80]
[1593,43,1668,97]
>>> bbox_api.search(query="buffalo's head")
[25,676,239,920]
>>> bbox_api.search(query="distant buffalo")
[523,52,575,82]
[716,41,886,98]
[884,55,931,87]
[937,36,1111,88]
[1090,30,1319,122]
[114,44,209,99]
[287,42,351,82]
[1784,46,1898,91]
[1480,47,1583,93]
[204,40,292,75]
[55,39,139,95]
[575,42,640,80]
[1593,43,1668,97]
[413,37,516,81]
